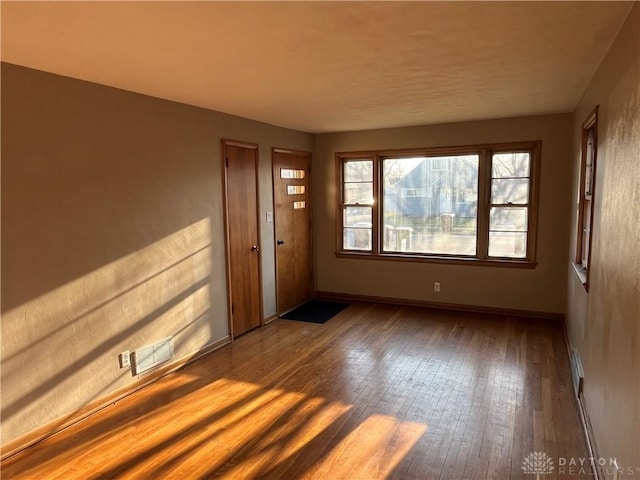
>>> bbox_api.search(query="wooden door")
[223,140,262,338]
[273,149,313,314]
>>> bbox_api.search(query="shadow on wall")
[1,219,220,444]
[0,62,223,313]
[0,63,229,445]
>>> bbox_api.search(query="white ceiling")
[1,1,633,133]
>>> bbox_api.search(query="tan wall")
[0,63,313,445]
[314,114,574,314]
[566,4,640,476]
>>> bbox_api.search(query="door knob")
[277,240,285,245]
[252,245,260,252]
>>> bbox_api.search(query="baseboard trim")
[263,313,279,325]
[1,335,231,462]
[316,291,564,321]
[577,395,602,480]
[560,319,602,480]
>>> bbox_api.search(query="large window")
[382,154,479,256]
[574,107,598,289]
[337,141,540,266]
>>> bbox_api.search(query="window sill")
[572,262,589,290]
[335,251,537,269]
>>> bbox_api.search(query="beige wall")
[0,63,313,445]
[314,114,573,314]
[566,4,640,476]
[3,5,638,457]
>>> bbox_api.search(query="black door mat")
[280,300,349,324]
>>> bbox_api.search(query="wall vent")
[132,337,174,375]
[570,347,584,397]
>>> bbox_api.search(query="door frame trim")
[222,139,263,340]
[271,147,314,315]
[273,147,312,156]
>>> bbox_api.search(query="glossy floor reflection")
[2,303,590,479]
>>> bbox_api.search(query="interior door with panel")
[223,140,262,338]
[273,149,313,314]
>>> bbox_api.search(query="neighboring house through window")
[337,141,541,267]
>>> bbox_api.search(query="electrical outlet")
[119,351,130,369]
[434,282,441,292]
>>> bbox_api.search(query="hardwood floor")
[2,304,591,479]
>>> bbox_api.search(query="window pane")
[382,219,477,255]
[343,206,372,227]
[582,199,592,230]
[492,153,530,178]
[491,178,529,204]
[490,207,528,231]
[287,185,306,195]
[281,168,305,179]
[584,164,593,196]
[586,129,594,167]
[584,129,595,194]
[293,201,306,209]
[344,182,373,205]
[488,232,527,258]
[344,160,373,182]
[382,155,478,255]
[582,227,590,267]
[343,228,372,251]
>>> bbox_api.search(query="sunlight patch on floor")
[305,413,427,479]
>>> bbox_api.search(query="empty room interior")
[1,2,639,479]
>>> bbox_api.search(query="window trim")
[574,106,598,291]
[335,141,541,267]
[340,157,377,252]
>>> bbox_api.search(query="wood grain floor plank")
[2,305,590,479]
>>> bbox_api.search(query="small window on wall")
[575,106,598,290]
[488,152,532,259]
[342,159,374,251]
